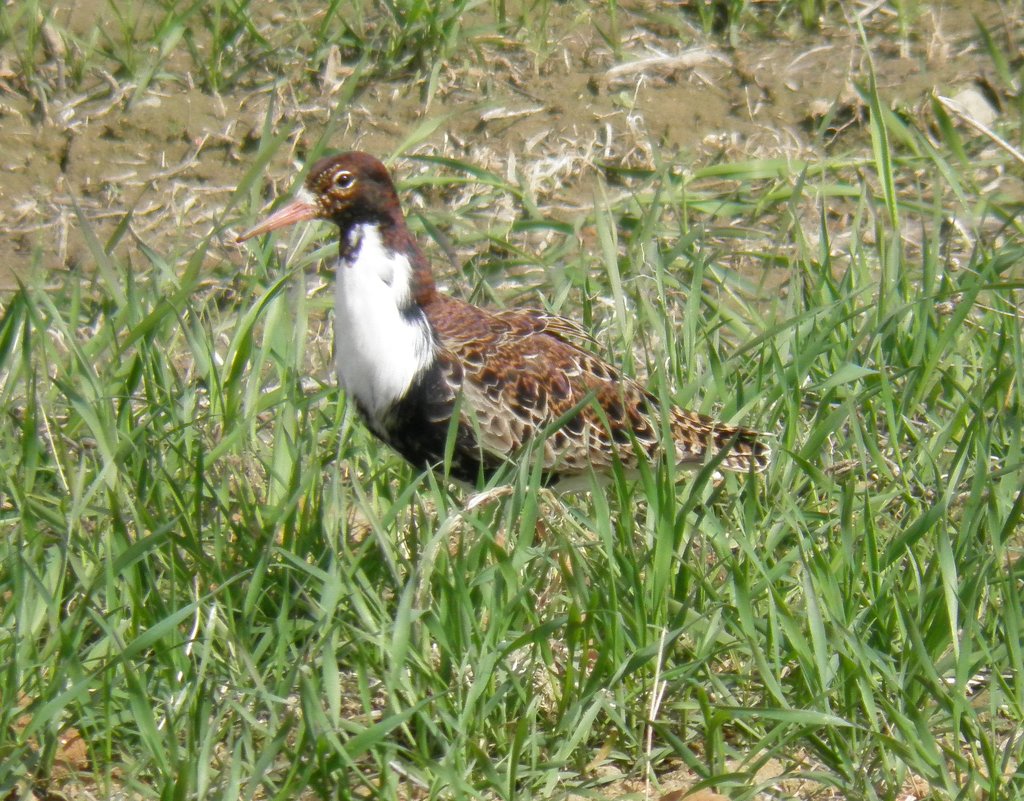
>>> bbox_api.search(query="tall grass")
[1,2,1023,800]
[4,93,1023,800]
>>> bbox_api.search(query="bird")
[237,151,769,486]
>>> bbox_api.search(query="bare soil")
[1,2,1017,290]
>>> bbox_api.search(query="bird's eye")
[334,171,354,189]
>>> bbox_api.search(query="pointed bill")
[236,189,320,242]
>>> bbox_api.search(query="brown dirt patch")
[0,2,1016,291]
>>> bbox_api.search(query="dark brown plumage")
[238,151,770,484]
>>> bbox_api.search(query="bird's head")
[237,151,400,241]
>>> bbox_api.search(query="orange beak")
[236,193,320,242]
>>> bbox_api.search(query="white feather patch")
[334,224,434,427]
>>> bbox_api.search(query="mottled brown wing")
[427,296,769,475]
[488,307,600,349]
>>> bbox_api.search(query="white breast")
[333,224,435,427]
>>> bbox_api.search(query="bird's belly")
[369,360,499,483]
